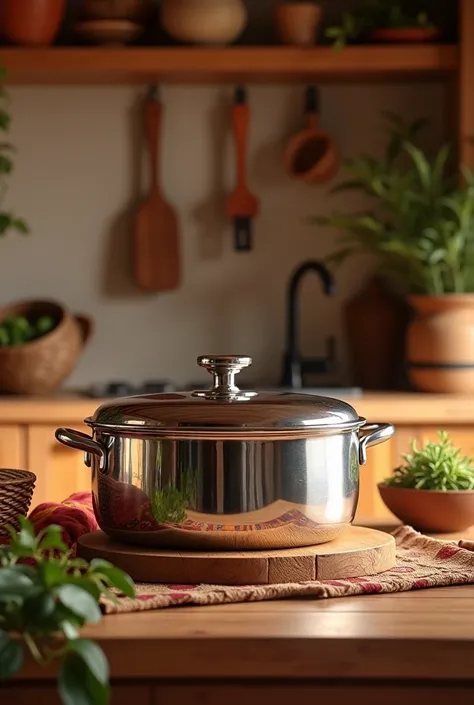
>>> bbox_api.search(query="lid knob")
[196,355,253,400]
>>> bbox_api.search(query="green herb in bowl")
[385,430,474,491]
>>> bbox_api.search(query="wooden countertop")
[2,391,474,424]
[18,585,474,682]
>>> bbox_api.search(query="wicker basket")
[0,469,37,536]
[0,299,93,395]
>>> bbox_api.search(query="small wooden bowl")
[378,482,474,533]
[75,19,143,45]
[0,469,36,536]
[369,27,441,43]
[82,0,151,21]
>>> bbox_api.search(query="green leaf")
[56,585,101,625]
[0,630,23,680]
[0,568,35,598]
[0,110,10,130]
[59,653,109,705]
[22,591,56,625]
[38,525,68,553]
[69,639,109,686]
[61,620,80,640]
[64,576,101,602]
[89,560,135,598]
[0,154,13,174]
[11,218,29,235]
[0,214,13,235]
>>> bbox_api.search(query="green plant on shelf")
[0,68,28,236]
[312,112,474,296]
[325,0,436,50]
[384,431,474,491]
[0,517,135,705]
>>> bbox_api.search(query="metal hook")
[147,84,160,102]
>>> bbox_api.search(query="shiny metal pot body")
[56,421,393,549]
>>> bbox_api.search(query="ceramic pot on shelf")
[274,2,322,46]
[0,0,66,46]
[344,276,410,391]
[406,295,474,394]
[161,0,247,46]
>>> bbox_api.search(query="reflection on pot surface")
[90,433,359,549]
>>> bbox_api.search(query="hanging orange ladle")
[284,85,339,184]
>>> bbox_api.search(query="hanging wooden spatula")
[225,86,260,253]
[134,86,181,293]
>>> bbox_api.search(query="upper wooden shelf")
[0,44,458,85]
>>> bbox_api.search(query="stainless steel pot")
[55,355,395,549]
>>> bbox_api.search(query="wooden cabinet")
[27,424,91,506]
[0,396,472,521]
[0,425,26,471]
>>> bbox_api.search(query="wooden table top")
[20,584,474,682]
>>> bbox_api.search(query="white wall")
[1,81,446,389]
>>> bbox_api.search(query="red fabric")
[28,492,97,549]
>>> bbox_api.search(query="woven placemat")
[101,525,474,614]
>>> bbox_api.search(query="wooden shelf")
[0,44,458,85]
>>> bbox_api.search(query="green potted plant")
[0,69,28,236]
[313,112,474,394]
[0,517,135,704]
[325,0,440,50]
[378,431,474,532]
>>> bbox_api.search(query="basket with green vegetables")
[384,431,474,491]
[0,314,56,346]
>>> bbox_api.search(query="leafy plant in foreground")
[0,518,135,704]
[385,431,474,490]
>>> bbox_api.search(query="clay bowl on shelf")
[74,19,143,45]
[378,482,474,533]
[368,27,441,43]
[0,299,93,396]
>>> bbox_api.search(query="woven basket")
[0,469,36,536]
[0,299,93,395]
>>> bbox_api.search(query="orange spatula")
[134,86,181,293]
[225,86,260,252]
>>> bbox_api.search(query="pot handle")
[55,427,106,470]
[358,423,395,466]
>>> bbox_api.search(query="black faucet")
[281,260,337,389]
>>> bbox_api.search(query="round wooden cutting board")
[77,526,396,585]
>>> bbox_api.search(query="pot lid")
[86,355,362,434]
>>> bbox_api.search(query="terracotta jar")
[161,0,247,45]
[274,2,322,46]
[406,295,474,394]
[0,0,66,45]
[344,276,410,390]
